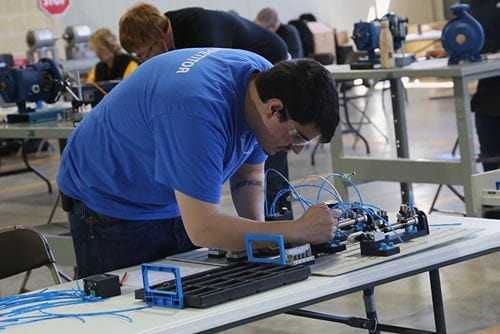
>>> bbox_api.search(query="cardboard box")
[307,21,336,55]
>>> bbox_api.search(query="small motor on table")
[0,58,62,113]
[441,4,484,65]
[351,13,409,68]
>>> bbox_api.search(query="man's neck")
[244,76,261,131]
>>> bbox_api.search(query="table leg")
[452,78,477,216]
[363,287,380,334]
[429,269,447,334]
[390,78,411,204]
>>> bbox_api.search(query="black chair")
[0,225,63,293]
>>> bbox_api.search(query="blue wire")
[347,178,363,205]
[269,183,345,215]
[0,285,152,330]
[328,201,404,244]
[264,168,312,214]
[292,184,337,205]
[315,173,344,204]
[263,173,404,244]
[269,189,291,216]
[409,190,414,209]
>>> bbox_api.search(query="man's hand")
[294,203,340,244]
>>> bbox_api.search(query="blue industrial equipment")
[0,58,62,114]
[0,57,118,122]
[352,21,381,63]
[351,13,408,66]
[441,4,484,65]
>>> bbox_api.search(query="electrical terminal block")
[207,248,227,258]
[226,250,247,262]
[285,243,315,266]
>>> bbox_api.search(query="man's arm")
[175,190,337,251]
[229,162,265,221]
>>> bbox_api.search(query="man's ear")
[265,99,284,120]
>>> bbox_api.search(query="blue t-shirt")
[57,48,271,220]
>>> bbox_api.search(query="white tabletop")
[4,214,500,334]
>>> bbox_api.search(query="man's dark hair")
[255,59,339,143]
[299,13,317,22]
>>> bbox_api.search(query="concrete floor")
[0,83,498,333]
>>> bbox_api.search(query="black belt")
[60,192,75,212]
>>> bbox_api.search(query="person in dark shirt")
[87,28,137,83]
[119,3,294,219]
[289,17,315,58]
[255,7,304,59]
[470,0,500,171]
[119,4,287,64]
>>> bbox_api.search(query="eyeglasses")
[283,109,320,146]
[132,43,155,63]
[288,125,319,146]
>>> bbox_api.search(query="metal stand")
[0,140,52,193]
[363,288,380,334]
[429,138,465,215]
[340,83,372,154]
[430,269,447,334]
[311,82,371,166]
[287,309,377,331]
[390,78,411,204]
[288,269,447,333]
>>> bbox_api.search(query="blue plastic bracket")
[141,263,184,309]
[245,233,286,265]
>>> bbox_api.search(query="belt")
[60,192,75,212]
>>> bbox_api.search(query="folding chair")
[0,225,63,293]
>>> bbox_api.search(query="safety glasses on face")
[283,109,320,146]
[132,43,156,63]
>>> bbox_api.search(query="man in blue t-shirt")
[58,48,340,278]
[119,3,295,221]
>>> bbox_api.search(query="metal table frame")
[203,248,498,334]
[0,121,75,269]
[0,121,73,193]
[327,59,500,216]
[2,217,499,333]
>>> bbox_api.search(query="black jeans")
[475,113,500,171]
[68,200,197,278]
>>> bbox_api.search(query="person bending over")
[58,48,340,278]
[119,4,294,218]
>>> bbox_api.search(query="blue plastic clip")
[331,239,341,246]
[141,264,184,309]
[378,242,395,251]
[245,234,286,265]
[354,223,365,232]
[405,225,418,235]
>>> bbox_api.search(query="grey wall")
[2,0,446,58]
[57,0,445,39]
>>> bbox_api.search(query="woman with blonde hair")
[87,28,138,82]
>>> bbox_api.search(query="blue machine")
[352,21,381,63]
[0,58,62,114]
[351,13,408,66]
[0,57,119,122]
[441,4,484,65]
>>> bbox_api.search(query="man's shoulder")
[277,24,299,37]
[166,7,231,21]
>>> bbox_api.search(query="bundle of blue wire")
[264,169,403,243]
[0,284,151,330]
